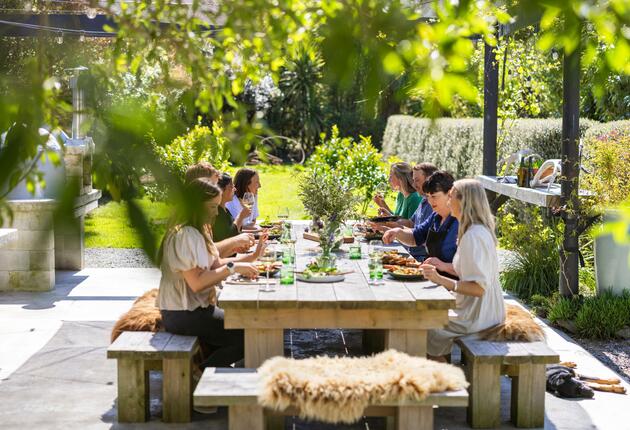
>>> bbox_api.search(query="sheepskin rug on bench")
[258,350,468,424]
[110,288,161,343]
[479,304,545,342]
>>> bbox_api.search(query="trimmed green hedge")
[382,116,597,177]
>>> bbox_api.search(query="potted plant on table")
[298,169,359,267]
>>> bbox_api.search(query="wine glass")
[374,182,389,200]
[277,207,290,221]
[242,192,255,210]
[259,248,276,292]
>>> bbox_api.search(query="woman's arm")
[421,264,485,297]
[216,233,255,257]
[382,227,417,247]
[182,262,259,293]
[218,233,268,264]
[423,257,457,276]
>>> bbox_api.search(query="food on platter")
[301,261,342,277]
[381,253,420,267]
[254,261,282,275]
[384,265,425,280]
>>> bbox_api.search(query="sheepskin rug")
[257,349,468,424]
[480,304,545,342]
[110,288,162,343]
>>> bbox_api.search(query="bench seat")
[194,368,469,430]
[107,331,199,423]
[456,338,559,428]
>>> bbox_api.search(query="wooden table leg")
[244,329,284,368]
[396,405,433,430]
[511,363,546,428]
[116,358,149,422]
[384,329,427,357]
[162,357,192,423]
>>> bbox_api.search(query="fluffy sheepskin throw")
[110,289,162,343]
[480,304,545,342]
[257,350,468,424]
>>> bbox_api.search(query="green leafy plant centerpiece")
[298,169,359,265]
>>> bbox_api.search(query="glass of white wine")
[242,192,255,210]
[277,207,290,221]
[259,248,277,292]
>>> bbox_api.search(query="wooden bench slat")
[457,338,558,365]
[162,334,199,358]
[193,368,469,408]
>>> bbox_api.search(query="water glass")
[280,264,294,285]
[349,243,362,260]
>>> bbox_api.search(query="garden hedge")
[382,116,597,178]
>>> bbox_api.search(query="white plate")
[296,273,345,283]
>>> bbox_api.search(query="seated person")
[157,178,260,368]
[382,171,458,276]
[184,161,220,185]
[213,172,250,242]
[374,162,438,260]
[226,168,261,230]
[421,179,506,362]
[373,162,421,220]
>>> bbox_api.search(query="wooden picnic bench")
[107,331,199,423]
[456,338,559,428]
[194,367,469,430]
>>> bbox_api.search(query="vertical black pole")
[483,41,498,177]
[560,35,581,297]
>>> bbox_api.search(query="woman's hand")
[367,221,390,233]
[373,193,386,207]
[423,257,447,272]
[253,231,268,258]
[233,233,255,249]
[378,207,392,216]
[235,205,252,228]
[420,264,443,284]
[382,228,401,244]
[234,262,258,279]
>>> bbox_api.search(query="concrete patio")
[0,268,628,430]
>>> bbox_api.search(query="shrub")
[382,116,597,177]
[498,203,562,300]
[574,291,630,339]
[308,126,388,214]
[146,120,230,200]
[547,296,581,324]
[582,120,630,209]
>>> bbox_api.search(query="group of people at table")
[157,161,506,372]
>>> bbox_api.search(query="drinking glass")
[259,249,276,292]
[277,207,290,220]
[349,242,362,260]
[242,192,255,210]
[368,240,384,258]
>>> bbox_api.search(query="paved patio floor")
[0,268,629,430]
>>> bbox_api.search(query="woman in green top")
[373,162,422,219]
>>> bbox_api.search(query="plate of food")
[382,253,420,267]
[368,215,400,223]
[385,265,425,281]
[363,230,384,241]
[295,262,347,283]
[254,261,282,276]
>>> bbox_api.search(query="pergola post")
[482,41,499,177]
[559,37,581,297]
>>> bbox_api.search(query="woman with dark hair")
[373,162,421,219]
[157,178,260,368]
[226,167,260,229]
[213,172,248,242]
[383,170,459,275]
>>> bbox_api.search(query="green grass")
[86,164,393,248]
[86,165,310,248]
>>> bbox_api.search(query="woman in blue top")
[383,171,459,278]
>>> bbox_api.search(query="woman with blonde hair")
[373,162,421,219]
[421,178,505,361]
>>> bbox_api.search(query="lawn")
[86,165,309,248]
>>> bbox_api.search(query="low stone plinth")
[0,199,56,291]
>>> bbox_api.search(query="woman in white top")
[226,167,260,229]
[158,178,262,368]
[421,178,506,362]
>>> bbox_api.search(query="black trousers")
[161,306,244,368]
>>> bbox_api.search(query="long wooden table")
[219,223,455,368]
